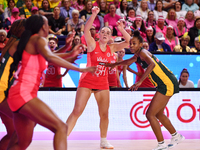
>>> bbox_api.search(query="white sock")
[101,138,107,142]
[158,141,165,145]
[171,132,178,137]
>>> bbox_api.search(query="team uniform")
[44,63,62,87]
[108,53,118,87]
[0,51,15,103]
[7,50,47,112]
[78,41,111,90]
[137,54,179,96]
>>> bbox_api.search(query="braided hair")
[9,15,45,82]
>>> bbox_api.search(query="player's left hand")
[129,81,142,91]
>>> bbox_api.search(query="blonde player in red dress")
[66,6,131,149]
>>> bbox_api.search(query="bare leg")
[66,87,92,135]
[94,90,110,138]
[0,112,15,150]
[0,99,17,150]
[146,92,175,142]
[8,97,68,150]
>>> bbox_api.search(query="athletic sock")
[158,141,165,145]
[101,138,107,142]
[171,132,177,137]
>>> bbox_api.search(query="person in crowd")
[165,8,178,29]
[148,0,156,11]
[5,7,21,33]
[106,30,184,150]
[79,0,92,22]
[131,14,146,39]
[149,32,171,52]
[143,41,149,50]
[155,16,167,37]
[117,48,128,88]
[127,0,140,12]
[48,6,66,35]
[174,16,188,38]
[145,26,155,45]
[71,0,85,12]
[182,0,199,12]
[110,0,120,9]
[31,6,39,15]
[98,0,108,17]
[19,0,33,18]
[60,0,74,23]
[136,0,149,21]
[153,0,168,21]
[165,25,180,51]
[162,0,177,11]
[39,0,53,17]
[49,0,61,8]
[81,24,99,46]
[145,11,156,28]
[104,3,121,36]
[32,0,43,8]
[3,0,15,22]
[116,0,127,18]
[179,68,194,88]
[67,9,84,37]
[173,33,191,52]
[190,35,200,52]
[174,1,187,19]
[188,17,200,47]
[0,29,9,51]
[125,7,136,28]
[72,35,81,49]
[7,15,96,150]
[185,10,195,29]
[66,6,130,149]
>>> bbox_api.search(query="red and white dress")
[78,41,111,90]
[8,50,47,112]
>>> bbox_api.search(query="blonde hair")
[72,9,79,15]
[166,8,177,20]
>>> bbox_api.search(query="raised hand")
[65,30,76,45]
[71,44,86,57]
[116,19,126,31]
[91,6,100,16]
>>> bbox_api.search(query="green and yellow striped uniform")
[0,51,14,103]
[137,55,179,96]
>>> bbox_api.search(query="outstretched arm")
[36,37,96,73]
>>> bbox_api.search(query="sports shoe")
[152,143,168,150]
[168,133,185,149]
[100,140,114,149]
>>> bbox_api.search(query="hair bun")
[133,30,140,37]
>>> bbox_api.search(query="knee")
[146,110,155,121]
[54,121,68,134]
[99,112,109,120]
[72,107,84,118]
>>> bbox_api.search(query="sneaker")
[100,140,114,149]
[152,143,168,150]
[168,133,185,149]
